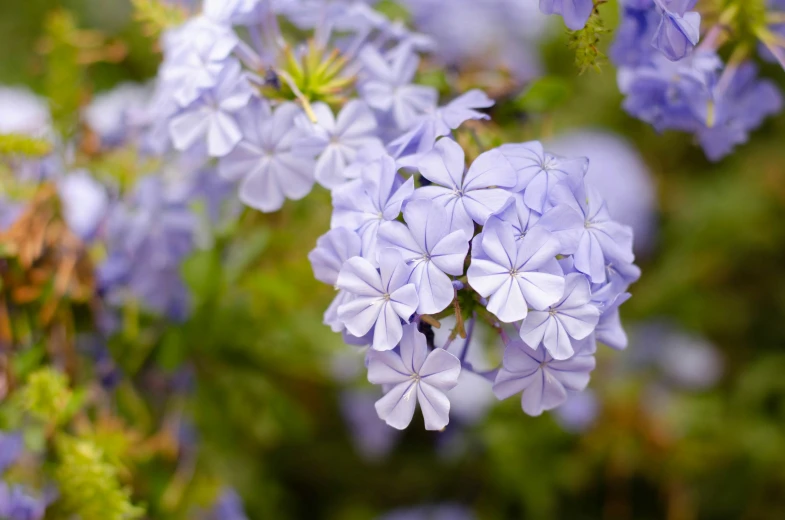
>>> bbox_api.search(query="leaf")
[0,134,53,157]
[131,0,188,39]
[516,77,572,113]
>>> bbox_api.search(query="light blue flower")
[367,323,461,430]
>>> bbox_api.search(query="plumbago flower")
[99,176,198,321]
[310,137,640,426]
[295,100,384,189]
[493,336,596,416]
[367,324,461,430]
[539,0,595,31]
[518,273,600,360]
[331,155,414,264]
[218,98,315,212]
[378,199,469,315]
[336,249,419,351]
[308,227,363,332]
[467,222,564,324]
[411,138,518,238]
[611,0,784,161]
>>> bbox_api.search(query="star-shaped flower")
[497,140,587,213]
[367,323,461,430]
[337,249,419,350]
[412,138,517,238]
[378,199,469,314]
[218,98,316,212]
[331,155,414,264]
[387,89,494,161]
[518,272,600,360]
[485,193,540,241]
[468,220,565,323]
[358,44,439,130]
[296,100,384,189]
[161,17,239,107]
[308,227,363,332]
[493,336,596,416]
[546,183,635,284]
[169,59,254,157]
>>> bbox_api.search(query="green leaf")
[0,134,53,157]
[516,76,572,113]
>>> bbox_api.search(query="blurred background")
[3,1,785,519]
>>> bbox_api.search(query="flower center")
[541,156,558,171]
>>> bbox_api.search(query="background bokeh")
[3,1,785,519]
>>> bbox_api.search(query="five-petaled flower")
[367,324,462,430]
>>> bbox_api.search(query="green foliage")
[131,0,188,38]
[54,435,145,520]
[516,76,573,113]
[22,368,72,424]
[0,133,53,157]
[568,1,609,74]
[41,10,84,139]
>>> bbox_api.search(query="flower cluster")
[611,0,783,161]
[310,136,640,430]
[145,0,496,213]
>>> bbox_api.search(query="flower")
[308,227,363,331]
[219,98,315,212]
[169,59,254,157]
[697,62,783,161]
[0,432,23,474]
[0,86,51,137]
[651,0,701,62]
[497,140,588,213]
[467,220,564,323]
[358,44,439,130]
[412,138,517,238]
[518,272,600,360]
[339,390,401,460]
[547,183,635,284]
[484,193,540,241]
[206,488,249,520]
[57,171,109,242]
[99,176,197,320]
[0,483,47,520]
[296,100,384,189]
[160,16,239,107]
[594,292,632,350]
[83,83,150,148]
[545,130,658,255]
[337,248,419,350]
[388,90,494,161]
[493,336,596,416]
[378,199,470,314]
[331,155,414,264]
[618,51,721,134]
[553,389,600,433]
[539,0,595,31]
[610,1,663,67]
[367,323,461,430]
